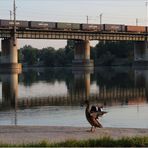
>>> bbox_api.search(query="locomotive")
[0,19,147,33]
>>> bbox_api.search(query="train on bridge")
[0,19,147,33]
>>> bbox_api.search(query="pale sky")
[0,0,147,49]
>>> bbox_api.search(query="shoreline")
[0,126,147,144]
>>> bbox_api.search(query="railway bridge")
[0,22,148,71]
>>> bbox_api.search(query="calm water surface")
[0,67,148,128]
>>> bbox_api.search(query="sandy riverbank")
[0,126,147,144]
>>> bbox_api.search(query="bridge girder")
[0,29,147,41]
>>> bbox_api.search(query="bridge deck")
[0,28,147,41]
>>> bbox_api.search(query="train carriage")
[1,18,148,34]
[71,23,81,30]
[29,21,56,29]
[57,22,80,30]
[0,19,28,28]
[104,24,125,32]
[81,24,102,31]
[126,25,146,33]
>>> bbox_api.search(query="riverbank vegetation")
[16,40,134,67]
[0,136,148,147]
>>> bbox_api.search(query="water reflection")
[0,67,148,127]
[0,72,19,125]
[1,73,18,108]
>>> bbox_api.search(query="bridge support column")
[134,41,148,66]
[72,40,94,69]
[0,38,22,73]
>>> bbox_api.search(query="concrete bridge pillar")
[134,41,148,66]
[0,38,22,72]
[73,40,94,68]
[84,40,90,60]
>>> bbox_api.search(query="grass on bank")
[0,136,148,147]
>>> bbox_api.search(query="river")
[0,67,148,128]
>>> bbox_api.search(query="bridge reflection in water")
[0,68,147,111]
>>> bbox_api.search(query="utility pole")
[13,0,16,46]
[10,10,12,20]
[136,18,138,26]
[100,13,103,25]
[146,1,148,26]
[146,1,148,41]
[86,15,88,24]
[100,13,103,31]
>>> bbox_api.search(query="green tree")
[21,45,38,65]
[93,41,134,65]
[64,40,75,65]
[41,47,55,66]
[55,48,66,66]
[18,40,134,67]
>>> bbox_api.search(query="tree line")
[17,40,134,67]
